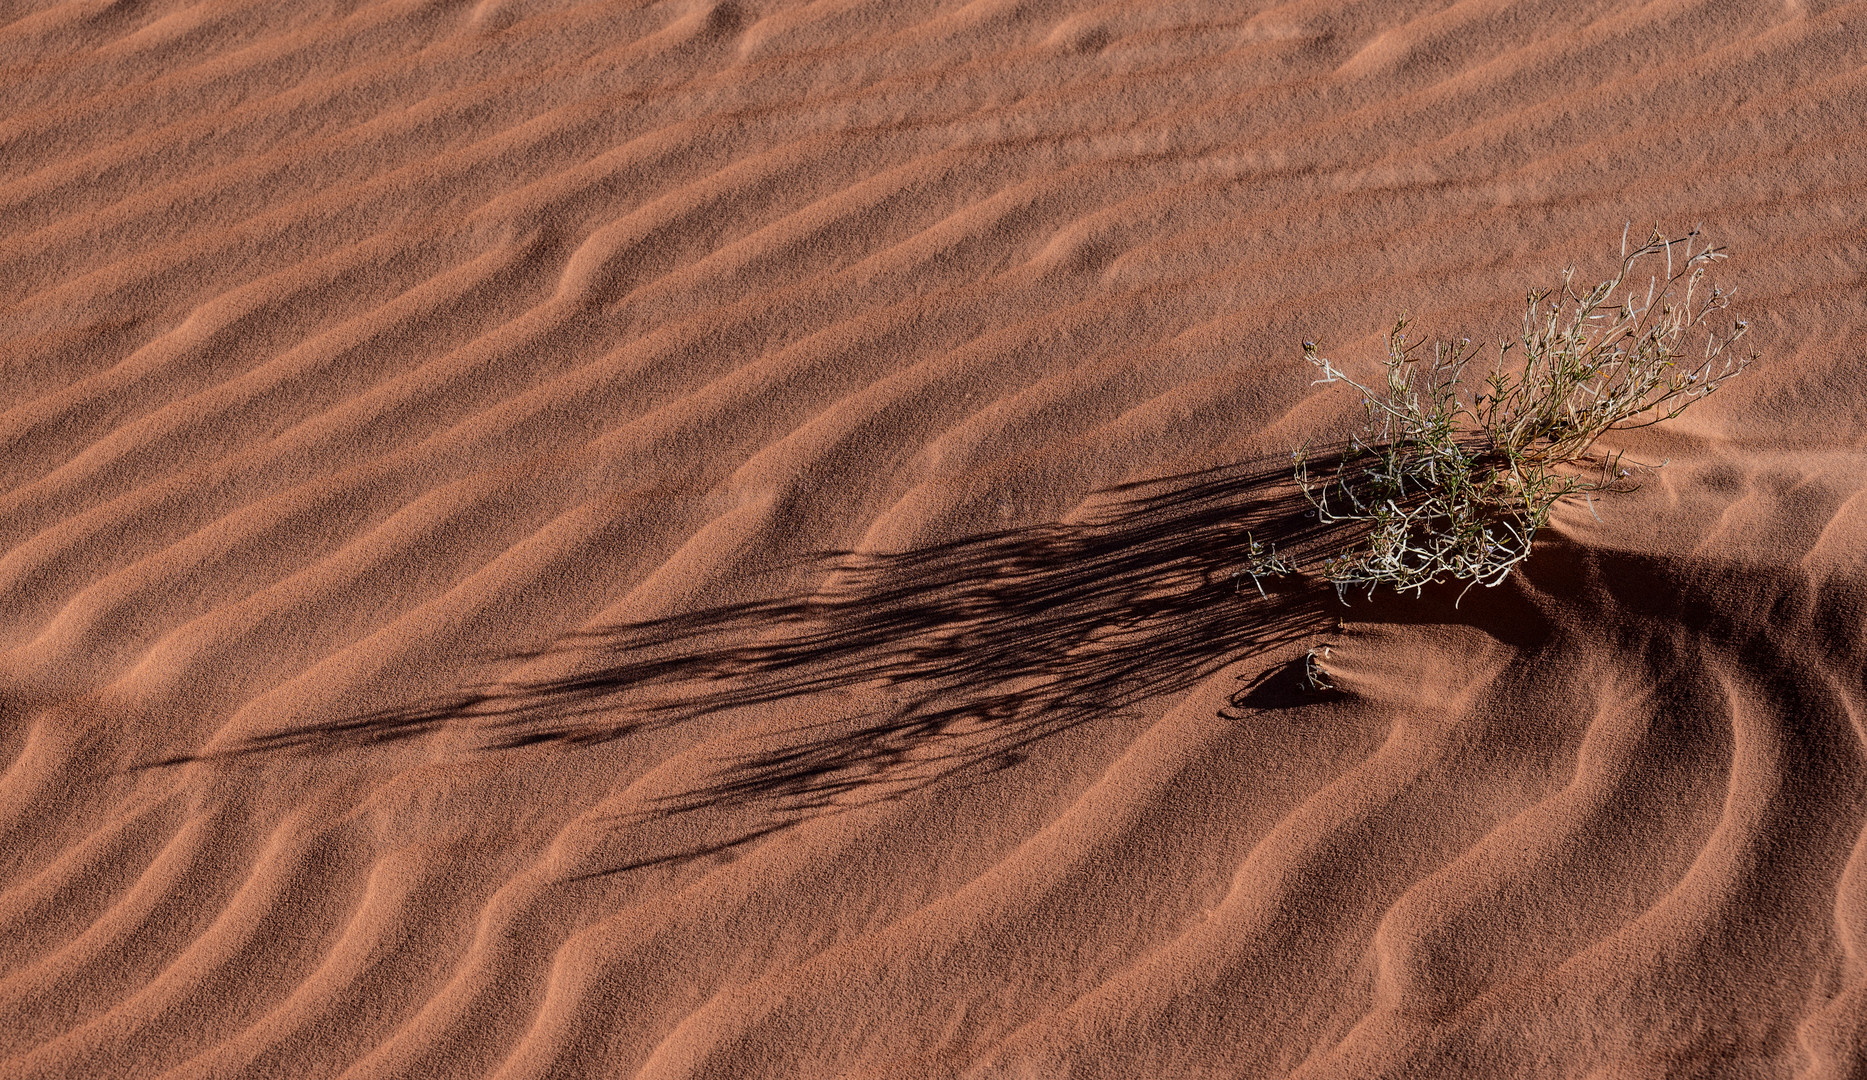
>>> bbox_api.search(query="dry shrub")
[1295,226,1755,601]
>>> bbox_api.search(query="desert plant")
[1302,645,1336,691]
[1295,226,1755,601]
[1233,534,1294,596]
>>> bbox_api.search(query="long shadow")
[153,453,1367,870]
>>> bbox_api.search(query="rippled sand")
[4,1,1866,1076]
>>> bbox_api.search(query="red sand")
[4,1,1866,1077]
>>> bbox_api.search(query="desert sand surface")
[4,1,1866,1077]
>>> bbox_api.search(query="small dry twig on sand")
[1302,645,1336,691]
[1295,225,1755,602]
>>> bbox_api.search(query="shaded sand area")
[4,1,1867,1076]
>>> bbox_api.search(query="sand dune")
[4,0,1866,1076]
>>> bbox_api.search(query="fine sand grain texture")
[4,1,1866,1077]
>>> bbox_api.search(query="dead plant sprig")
[1295,226,1755,602]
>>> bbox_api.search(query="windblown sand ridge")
[3,0,1865,1076]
